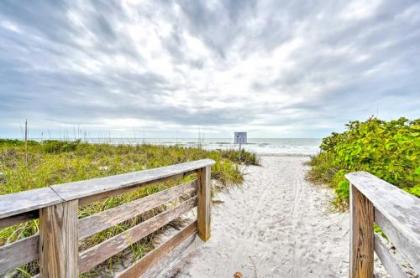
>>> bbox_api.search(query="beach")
[162,155,388,278]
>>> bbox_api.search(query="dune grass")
[0,139,258,277]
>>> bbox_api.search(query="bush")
[308,117,420,207]
[42,139,82,153]
[219,149,259,165]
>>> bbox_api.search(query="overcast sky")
[0,0,419,139]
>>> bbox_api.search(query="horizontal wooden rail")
[0,235,38,273]
[116,220,198,278]
[0,159,214,277]
[79,197,197,273]
[346,171,420,278]
[0,159,214,219]
[79,181,197,240]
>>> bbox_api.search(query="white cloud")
[0,0,419,138]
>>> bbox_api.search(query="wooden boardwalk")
[0,158,419,277]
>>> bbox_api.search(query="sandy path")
[164,156,351,278]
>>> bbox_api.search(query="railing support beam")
[39,200,79,278]
[197,166,211,241]
[350,184,374,278]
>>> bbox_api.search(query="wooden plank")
[375,209,420,275]
[346,172,420,274]
[116,221,197,278]
[53,159,214,202]
[0,160,213,220]
[0,235,38,275]
[197,166,211,241]
[374,234,408,278]
[39,200,79,278]
[350,184,374,278]
[79,197,197,273]
[79,181,197,240]
[0,211,38,229]
[78,173,184,206]
[0,187,61,219]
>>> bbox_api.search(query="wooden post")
[197,166,211,241]
[24,120,28,166]
[350,185,374,278]
[39,200,79,277]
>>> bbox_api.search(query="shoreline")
[256,153,314,157]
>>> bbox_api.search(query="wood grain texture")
[350,185,374,278]
[0,187,61,219]
[79,181,197,240]
[0,210,38,229]
[78,173,184,206]
[0,235,38,275]
[116,221,197,278]
[375,209,420,275]
[346,172,420,274]
[0,160,213,220]
[39,200,79,278]
[197,166,211,241]
[79,197,197,273]
[374,234,409,278]
[53,159,214,202]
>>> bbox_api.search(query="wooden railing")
[346,172,420,278]
[0,159,214,277]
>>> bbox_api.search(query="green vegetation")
[0,140,258,277]
[0,139,258,195]
[308,117,419,209]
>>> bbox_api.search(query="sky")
[0,0,419,139]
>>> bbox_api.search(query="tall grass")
[0,139,258,277]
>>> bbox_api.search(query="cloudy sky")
[0,0,419,139]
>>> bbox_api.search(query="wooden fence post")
[39,200,79,277]
[350,184,374,278]
[197,166,211,241]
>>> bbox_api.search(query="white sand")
[162,156,387,278]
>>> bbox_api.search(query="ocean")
[85,138,321,156]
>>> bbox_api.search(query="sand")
[160,156,387,278]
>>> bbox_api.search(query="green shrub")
[218,149,259,165]
[42,139,82,153]
[308,117,420,207]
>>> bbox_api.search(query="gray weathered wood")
[374,234,409,278]
[197,166,211,241]
[116,221,197,278]
[0,235,38,275]
[375,209,420,275]
[78,173,186,206]
[0,187,61,219]
[39,200,79,278]
[0,211,38,229]
[53,159,214,202]
[350,184,374,278]
[79,181,197,240]
[346,172,420,274]
[0,160,214,219]
[79,197,197,273]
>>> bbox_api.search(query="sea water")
[87,138,321,156]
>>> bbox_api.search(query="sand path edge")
[157,156,387,278]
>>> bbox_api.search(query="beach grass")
[0,139,258,277]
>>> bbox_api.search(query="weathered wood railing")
[0,159,214,277]
[346,172,420,278]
